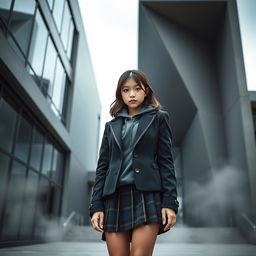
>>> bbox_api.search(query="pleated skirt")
[101,183,170,242]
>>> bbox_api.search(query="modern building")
[0,0,101,247]
[138,0,256,242]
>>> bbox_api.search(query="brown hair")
[110,69,164,117]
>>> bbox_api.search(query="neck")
[128,106,142,117]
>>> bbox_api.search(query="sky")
[78,0,255,142]
[237,0,256,91]
[78,0,138,136]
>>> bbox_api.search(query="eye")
[122,88,128,92]
[136,87,141,91]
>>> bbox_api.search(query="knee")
[131,248,151,256]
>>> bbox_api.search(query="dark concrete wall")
[139,0,256,226]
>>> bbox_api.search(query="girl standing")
[89,69,179,256]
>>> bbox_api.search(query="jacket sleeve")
[157,111,179,214]
[88,122,110,218]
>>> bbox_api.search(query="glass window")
[52,0,64,32]
[6,34,26,63]
[0,153,10,217]
[0,96,18,153]
[8,0,36,56]
[51,148,63,185]
[42,138,53,177]
[34,176,49,239]
[2,161,26,240]
[51,57,66,115]
[48,183,61,217]
[0,16,6,35]
[28,8,48,81]
[66,19,74,59]
[19,169,38,239]
[53,0,74,60]
[61,80,69,122]
[60,1,71,50]
[0,81,66,242]
[47,0,54,11]
[41,36,57,98]
[0,0,12,24]
[30,128,44,171]
[14,114,32,163]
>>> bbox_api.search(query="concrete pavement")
[0,241,256,256]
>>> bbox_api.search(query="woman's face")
[121,78,147,112]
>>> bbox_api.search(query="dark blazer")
[89,108,179,218]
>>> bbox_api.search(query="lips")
[129,100,137,103]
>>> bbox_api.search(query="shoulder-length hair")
[110,69,164,117]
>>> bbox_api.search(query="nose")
[129,89,136,96]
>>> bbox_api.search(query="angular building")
[0,0,101,247]
[139,0,256,241]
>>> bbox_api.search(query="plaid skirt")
[101,183,169,242]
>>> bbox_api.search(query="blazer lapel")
[109,117,123,151]
[133,111,156,149]
[109,110,157,152]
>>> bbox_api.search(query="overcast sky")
[78,0,138,132]
[237,0,256,91]
[78,0,255,139]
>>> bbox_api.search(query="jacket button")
[133,152,138,158]
[134,168,140,173]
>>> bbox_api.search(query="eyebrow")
[122,84,140,88]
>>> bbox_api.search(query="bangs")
[120,73,146,90]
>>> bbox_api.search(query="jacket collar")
[109,106,157,151]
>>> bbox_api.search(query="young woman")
[89,69,179,256]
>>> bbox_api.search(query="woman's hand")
[91,211,104,232]
[161,208,176,231]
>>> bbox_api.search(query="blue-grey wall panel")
[139,0,256,226]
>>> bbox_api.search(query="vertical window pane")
[34,177,49,239]
[48,183,61,217]
[61,80,69,122]
[6,34,26,63]
[42,138,53,177]
[0,96,17,153]
[0,16,6,34]
[60,1,71,50]
[41,36,57,98]
[30,128,43,171]
[47,0,54,10]
[51,148,63,185]
[9,0,36,56]
[51,58,66,114]
[0,153,10,217]
[2,161,26,240]
[0,0,12,24]
[52,0,64,32]
[28,9,48,80]
[14,114,32,163]
[67,20,74,59]
[19,170,38,239]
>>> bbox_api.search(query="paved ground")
[0,241,256,256]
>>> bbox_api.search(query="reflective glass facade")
[0,0,76,123]
[0,78,65,241]
[0,0,71,242]
[0,0,99,248]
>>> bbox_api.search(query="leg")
[130,222,160,256]
[105,230,131,256]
